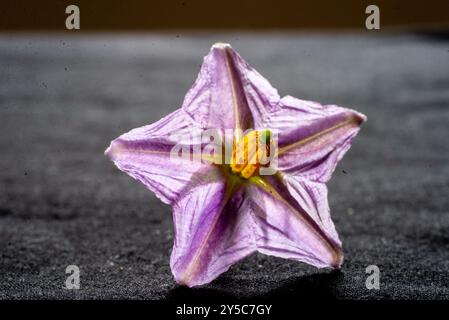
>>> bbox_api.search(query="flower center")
[230,130,271,179]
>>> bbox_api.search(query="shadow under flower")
[167,269,344,302]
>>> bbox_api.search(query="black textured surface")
[1,33,449,300]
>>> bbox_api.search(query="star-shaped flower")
[105,43,366,287]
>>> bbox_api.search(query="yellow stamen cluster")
[231,130,271,179]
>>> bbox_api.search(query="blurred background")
[1,0,449,31]
[1,0,449,300]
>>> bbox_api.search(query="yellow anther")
[230,130,270,179]
[241,163,258,179]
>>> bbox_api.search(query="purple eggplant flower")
[105,43,366,287]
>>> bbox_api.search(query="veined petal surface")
[105,109,210,205]
[268,95,366,182]
[171,176,256,287]
[247,176,342,268]
[182,43,280,131]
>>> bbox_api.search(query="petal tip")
[173,272,198,288]
[352,111,367,125]
[104,145,112,157]
[331,248,344,269]
[104,140,122,160]
[212,42,232,50]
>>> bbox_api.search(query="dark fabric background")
[0,32,448,299]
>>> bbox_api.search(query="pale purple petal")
[247,176,342,268]
[170,178,256,287]
[267,95,366,182]
[277,174,340,245]
[182,43,280,130]
[105,109,210,204]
